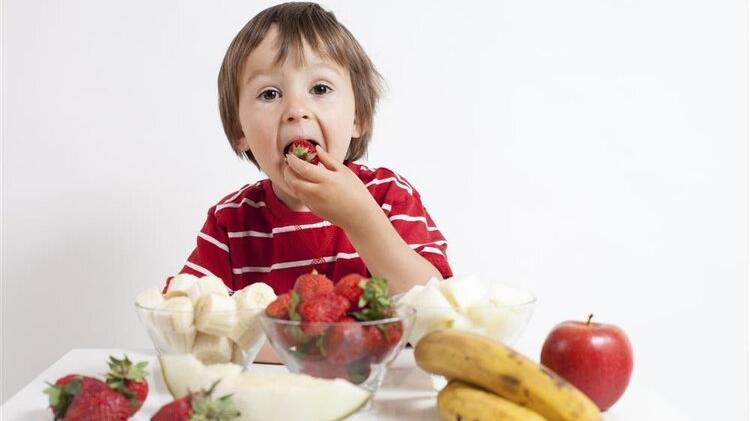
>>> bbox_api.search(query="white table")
[1,348,683,420]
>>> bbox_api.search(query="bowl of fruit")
[259,272,416,393]
[135,274,277,368]
[396,275,536,390]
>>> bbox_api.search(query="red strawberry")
[57,377,131,421]
[106,355,149,415]
[365,321,404,362]
[45,375,92,418]
[297,292,349,336]
[265,293,293,319]
[294,270,334,301]
[324,317,368,364]
[334,273,367,310]
[151,381,239,421]
[285,139,319,165]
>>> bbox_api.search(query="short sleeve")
[385,183,453,279]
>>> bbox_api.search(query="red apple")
[540,314,633,411]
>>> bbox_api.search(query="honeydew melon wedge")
[400,280,458,344]
[438,274,490,309]
[228,372,371,421]
[159,354,371,421]
[159,353,242,398]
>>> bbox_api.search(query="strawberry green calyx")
[291,145,316,162]
[44,376,83,419]
[288,291,302,322]
[105,355,147,399]
[351,277,393,321]
[190,380,241,421]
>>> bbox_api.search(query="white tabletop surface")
[1,348,685,420]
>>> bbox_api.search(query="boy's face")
[236,25,361,206]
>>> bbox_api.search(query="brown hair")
[218,2,383,166]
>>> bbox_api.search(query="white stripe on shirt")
[228,221,333,239]
[389,214,439,232]
[365,177,413,196]
[232,251,361,274]
[420,246,446,257]
[219,183,254,205]
[185,261,219,278]
[215,198,266,213]
[198,232,229,252]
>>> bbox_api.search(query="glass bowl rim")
[391,292,537,309]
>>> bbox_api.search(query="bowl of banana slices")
[135,274,277,368]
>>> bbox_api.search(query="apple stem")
[587,314,594,326]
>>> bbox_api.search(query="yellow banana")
[415,329,602,421]
[438,380,547,421]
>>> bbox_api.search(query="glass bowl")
[135,300,267,369]
[394,282,536,390]
[259,304,416,393]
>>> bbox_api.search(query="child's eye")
[258,89,281,101]
[311,84,332,95]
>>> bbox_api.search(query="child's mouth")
[284,138,320,165]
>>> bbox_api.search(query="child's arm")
[284,147,444,293]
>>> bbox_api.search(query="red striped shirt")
[172,162,452,293]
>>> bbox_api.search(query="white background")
[2,0,747,419]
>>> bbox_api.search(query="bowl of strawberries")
[259,271,416,393]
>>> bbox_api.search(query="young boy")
[171,2,452,299]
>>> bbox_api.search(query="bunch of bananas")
[415,329,602,421]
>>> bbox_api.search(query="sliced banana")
[194,293,237,336]
[187,276,230,303]
[229,308,264,350]
[163,296,195,333]
[231,342,245,365]
[192,332,233,364]
[159,326,196,353]
[165,274,199,299]
[136,287,166,309]
[233,282,277,310]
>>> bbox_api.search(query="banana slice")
[228,308,264,350]
[194,293,237,336]
[165,326,197,353]
[135,288,168,348]
[192,332,233,364]
[136,287,166,308]
[165,274,199,299]
[231,342,245,365]
[163,296,195,333]
[187,276,230,304]
[233,282,277,310]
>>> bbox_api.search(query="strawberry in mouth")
[285,139,320,165]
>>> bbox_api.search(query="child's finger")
[315,145,340,171]
[286,153,327,183]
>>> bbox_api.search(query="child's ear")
[235,135,249,152]
[352,118,363,139]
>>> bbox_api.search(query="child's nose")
[285,109,310,122]
[283,96,311,122]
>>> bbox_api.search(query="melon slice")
[229,372,371,421]
[159,353,371,421]
[159,353,242,398]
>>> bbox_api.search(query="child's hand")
[283,145,379,231]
